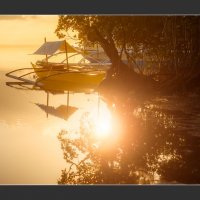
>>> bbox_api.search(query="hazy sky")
[0,15,59,46]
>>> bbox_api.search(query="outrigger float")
[6,38,111,89]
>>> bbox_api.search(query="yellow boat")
[32,63,106,86]
[6,39,109,87]
[31,39,108,86]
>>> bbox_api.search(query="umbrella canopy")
[33,40,78,55]
[35,103,78,121]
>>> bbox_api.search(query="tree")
[55,16,200,184]
[56,16,164,77]
[57,96,200,184]
[57,102,187,184]
[55,16,200,94]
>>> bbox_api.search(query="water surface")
[1,46,200,184]
[0,46,105,184]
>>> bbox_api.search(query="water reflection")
[5,73,200,184]
[35,91,78,120]
[57,90,200,184]
[3,65,99,184]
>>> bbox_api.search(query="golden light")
[94,111,112,139]
[91,104,112,139]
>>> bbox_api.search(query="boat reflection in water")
[7,78,200,185]
[6,79,112,138]
[35,100,77,121]
[4,79,181,184]
[6,79,98,119]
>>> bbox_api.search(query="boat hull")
[32,64,106,86]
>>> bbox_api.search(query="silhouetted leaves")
[55,16,200,183]
[55,16,200,93]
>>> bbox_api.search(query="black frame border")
[0,0,200,14]
[1,0,200,199]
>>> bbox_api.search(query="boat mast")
[64,40,69,71]
[44,37,48,65]
[67,91,69,117]
[46,92,49,118]
[97,42,99,59]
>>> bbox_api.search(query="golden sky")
[0,15,59,46]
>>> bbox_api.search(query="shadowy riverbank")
[57,71,200,184]
[96,73,200,184]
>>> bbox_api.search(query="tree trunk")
[89,26,157,96]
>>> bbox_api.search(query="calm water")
[1,46,200,184]
[0,46,109,184]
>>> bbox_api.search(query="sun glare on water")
[94,109,112,139]
[87,103,113,139]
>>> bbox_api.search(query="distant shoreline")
[0,44,39,48]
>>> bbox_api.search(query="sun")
[94,113,112,138]
[92,105,112,139]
